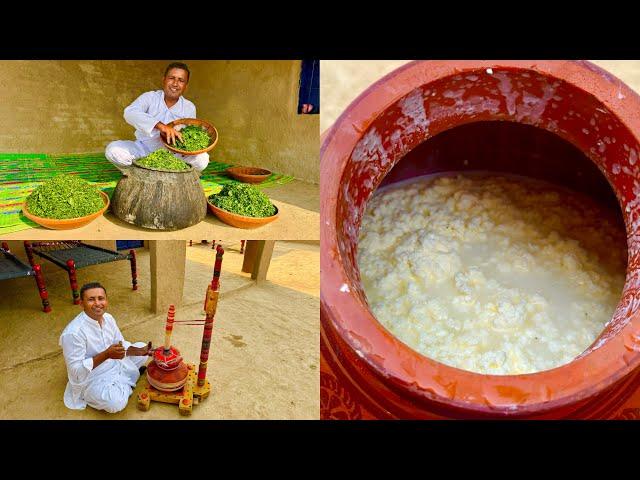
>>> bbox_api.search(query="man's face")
[81,287,108,320]
[163,68,189,101]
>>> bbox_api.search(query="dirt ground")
[0,240,319,419]
[320,60,640,133]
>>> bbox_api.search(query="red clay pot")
[320,60,640,419]
[147,346,189,392]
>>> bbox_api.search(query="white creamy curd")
[357,174,627,375]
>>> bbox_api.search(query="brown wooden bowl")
[22,191,110,230]
[225,166,272,184]
[162,118,219,156]
[207,202,279,229]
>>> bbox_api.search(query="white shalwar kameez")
[59,311,147,413]
[105,90,209,172]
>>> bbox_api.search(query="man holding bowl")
[105,62,210,172]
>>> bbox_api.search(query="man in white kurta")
[105,62,209,172]
[59,283,152,413]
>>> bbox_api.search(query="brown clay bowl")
[225,166,272,184]
[207,202,279,229]
[22,191,110,230]
[162,118,219,156]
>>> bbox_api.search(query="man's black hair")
[80,282,107,300]
[164,62,190,81]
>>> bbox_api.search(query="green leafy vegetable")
[26,174,105,219]
[137,149,190,170]
[208,184,276,218]
[174,125,211,151]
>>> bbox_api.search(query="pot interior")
[336,66,640,358]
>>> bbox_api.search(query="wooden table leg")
[24,241,35,267]
[129,249,138,291]
[33,264,51,313]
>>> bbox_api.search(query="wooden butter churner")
[137,245,224,416]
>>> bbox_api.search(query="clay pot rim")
[321,60,640,415]
[22,190,110,230]
[132,159,195,173]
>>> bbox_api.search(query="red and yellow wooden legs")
[240,240,245,254]
[24,241,35,267]
[211,245,223,292]
[198,246,224,387]
[138,364,197,415]
[33,264,51,313]
[197,310,214,387]
[164,304,176,352]
[179,369,195,416]
[129,249,138,291]
[66,259,80,304]
[137,390,151,411]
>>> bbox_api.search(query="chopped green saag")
[26,174,105,219]
[136,149,190,170]
[174,125,211,151]
[208,183,276,218]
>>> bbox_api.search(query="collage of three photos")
[4,59,640,420]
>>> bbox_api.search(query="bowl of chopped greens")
[207,183,279,229]
[162,118,218,156]
[22,174,110,229]
[133,149,192,172]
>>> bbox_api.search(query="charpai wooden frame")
[0,242,51,313]
[23,241,137,305]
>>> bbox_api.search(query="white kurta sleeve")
[112,320,132,350]
[124,92,161,136]
[60,333,94,384]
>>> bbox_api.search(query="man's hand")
[301,103,315,114]
[156,122,183,146]
[105,341,126,360]
[93,341,126,368]
[126,341,154,357]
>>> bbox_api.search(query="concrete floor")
[2,180,319,241]
[0,240,319,419]
[320,60,640,133]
